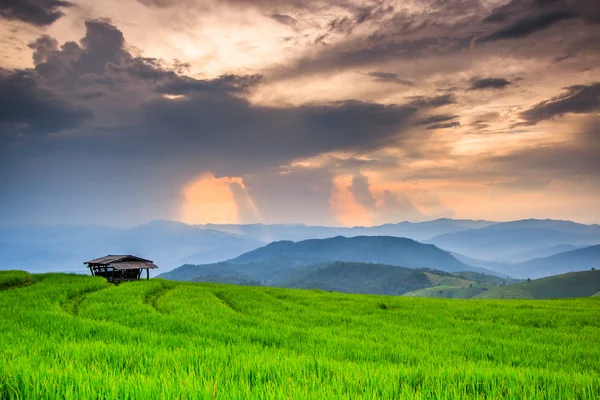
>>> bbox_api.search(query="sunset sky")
[0,0,599,227]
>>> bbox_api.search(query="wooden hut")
[85,255,158,283]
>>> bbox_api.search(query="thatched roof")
[85,255,158,269]
[110,261,158,270]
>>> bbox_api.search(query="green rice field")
[1,271,599,399]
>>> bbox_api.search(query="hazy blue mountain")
[196,223,345,243]
[449,252,513,273]
[3,218,598,275]
[0,221,263,273]
[501,245,600,279]
[505,244,585,263]
[480,219,600,235]
[429,220,600,261]
[199,218,495,242]
[346,218,495,241]
[160,235,494,285]
[230,236,473,272]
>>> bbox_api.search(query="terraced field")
[1,271,599,399]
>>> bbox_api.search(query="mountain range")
[0,218,598,279]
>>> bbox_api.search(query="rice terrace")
[1,270,599,399]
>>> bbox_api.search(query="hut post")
[89,266,95,276]
[146,268,149,280]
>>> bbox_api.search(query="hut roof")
[110,261,158,270]
[84,254,157,269]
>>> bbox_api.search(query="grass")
[0,271,599,399]
[402,272,496,299]
[475,270,600,299]
[0,270,31,289]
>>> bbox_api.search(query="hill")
[402,272,497,299]
[159,235,499,285]
[503,245,600,279]
[474,270,600,299]
[429,220,600,261]
[451,271,523,285]
[162,260,515,298]
[280,262,443,295]
[230,235,474,272]
[0,272,599,399]
[504,244,585,263]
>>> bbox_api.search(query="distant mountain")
[0,221,263,273]
[230,236,474,272]
[160,235,495,286]
[345,219,495,241]
[474,270,600,299]
[481,219,600,235]
[502,245,600,279]
[505,244,585,263]
[449,252,513,273]
[3,218,598,275]
[199,218,495,242]
[429,219,600,261]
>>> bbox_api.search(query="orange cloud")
[329,175,373,227]
[180,172,255,224]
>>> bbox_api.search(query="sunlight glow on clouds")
[180,173,259,224]
[330,175,373,227]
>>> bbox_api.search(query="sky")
[0,0,599,227]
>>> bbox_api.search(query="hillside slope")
[504,245,600,278]
[474,270,600,299]
[280,262,436,295]
[429,220,600,261]
[230,235,473,272]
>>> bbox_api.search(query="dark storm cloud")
[414,114,460,130]
[244,167,337,226]
[519,83,600,125]
[0,69,91,136]
[156,74,263,95]
[364,71,414,86]
[426,121,460,130]
[274,35,461,80]
[406,94,456,108]
[1,19,443,225]
[0,0,72,26]
[259,0,599,83]
[480,10,576,42]
[270,13,297,26]
[349,173,376,209]
[1,19,425,158]
[414,114,458,126]
[469,78,512,90]
[75,20,127,75]
[479,0,600,43]
[141,96,418,174]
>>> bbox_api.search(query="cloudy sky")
[0,0,599,227]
